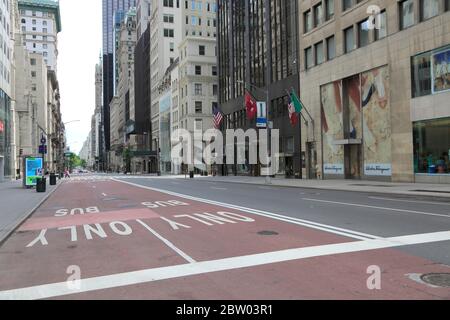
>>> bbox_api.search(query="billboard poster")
[361,66,392,176]
[321,81,344,175]
[25,157,43,187]
[432,48,450,94]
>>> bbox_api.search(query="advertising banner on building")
[24,157,44,187]
[321,81,344,175]
[361,66,392,176]
[432,48,450,94]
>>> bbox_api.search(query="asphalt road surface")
[0,174,449,300]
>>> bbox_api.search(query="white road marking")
[135,219,196,264]
[211,187,227,191]
[112,179,379,240]
[369,196,450,207]
[2,230,450,300]
[303,198,450,219]
[101,193,107,197]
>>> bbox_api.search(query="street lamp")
[63,120,81,125]
[236,80,272,185]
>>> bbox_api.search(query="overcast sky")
[58,0,102,154]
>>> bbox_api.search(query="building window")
[199,45,205,55]
[43,28,47,33]
[344,26,355,53]
[325,0,334,21]
[304,10,312,33]
[213,84,218,96]
[194,83,202,95]
[195,101,202,113]
[163,28,174,37]
[30,58,36,65]
[195,65,201,75]
[411,53,432,98]
[411,45,450,98]
[43,20,47,26]
[21,18,25,23]
[326,35,336,60]
[305,46,313,69]
[343,0,352,11]
[358,20,370,48]
[315,41,324,65]
[420,0,439,21]
[212,65,217,76]
[313,3,323,27]
[446,0,450,11]
[399,0,414,30]
[413,118,450,174]
[170,42,174,52]
[374,10,387,40]
[31,71,36,77]
[163,14,174,23]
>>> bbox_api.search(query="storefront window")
[413,118,450,174]
[411,44,450,98]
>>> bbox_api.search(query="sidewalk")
[0,179,61,244]
[199,176,450,199]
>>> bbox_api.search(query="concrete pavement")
[0,178,61,244]
[198,175,450,198]
[0,175,449,299]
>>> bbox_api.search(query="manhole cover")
[257,231,279,236]
[421,273,450,287]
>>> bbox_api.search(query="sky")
[58,0,102,155]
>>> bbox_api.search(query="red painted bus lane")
[0,178,449,299]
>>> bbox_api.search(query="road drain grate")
[421,273,450,287]
[257,231,279,236]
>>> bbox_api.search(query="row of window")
[22,26,49,33]
[304,0,450,70]
[304,0,334,34]
[186,15,216,27]
[193,65,217,76]
[21,18,48,26]
[184,0,217,13]
[19,9,53,19]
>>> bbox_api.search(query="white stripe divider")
[135,219,196,264]
[112,179,379,241]
[1,230,450,300]
[303,198,450,219]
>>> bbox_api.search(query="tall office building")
[18,0,62,72]
[217,0,300,177]
[102,0,136,153]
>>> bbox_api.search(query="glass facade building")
[0,90,11,181]
[102,0,136,152]
[218,0,301,177]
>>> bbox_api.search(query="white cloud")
[57,0,102,154]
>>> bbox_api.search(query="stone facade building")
[298,0,450,183]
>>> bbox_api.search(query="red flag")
[245,91,257,120]
[287,94,299,127]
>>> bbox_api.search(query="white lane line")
[135,219,196,264]
[112,179,378,240]
[303,198,450,219]
[369,196,450,207]
[2,230,450,300]
[211,187,227,191]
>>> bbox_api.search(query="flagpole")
[286,89,303,180]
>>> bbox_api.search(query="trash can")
[36,177,47,193]
[190,171,194,179]
[50,173,57,186]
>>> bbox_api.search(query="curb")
[0,180,64,246]
[196,178,450,201]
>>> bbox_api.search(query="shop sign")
[364,163,392,176]
[324,163,344,175]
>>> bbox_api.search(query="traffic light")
[19,149,23,156]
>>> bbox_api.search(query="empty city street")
[0,175,449,300]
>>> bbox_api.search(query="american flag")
[213,104,224,129]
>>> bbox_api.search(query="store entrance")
[344,144,361,179]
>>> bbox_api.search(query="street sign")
[39,145,48,154]
[41,136,47,144]
[24,157,44,187]
[256,102,267,128]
